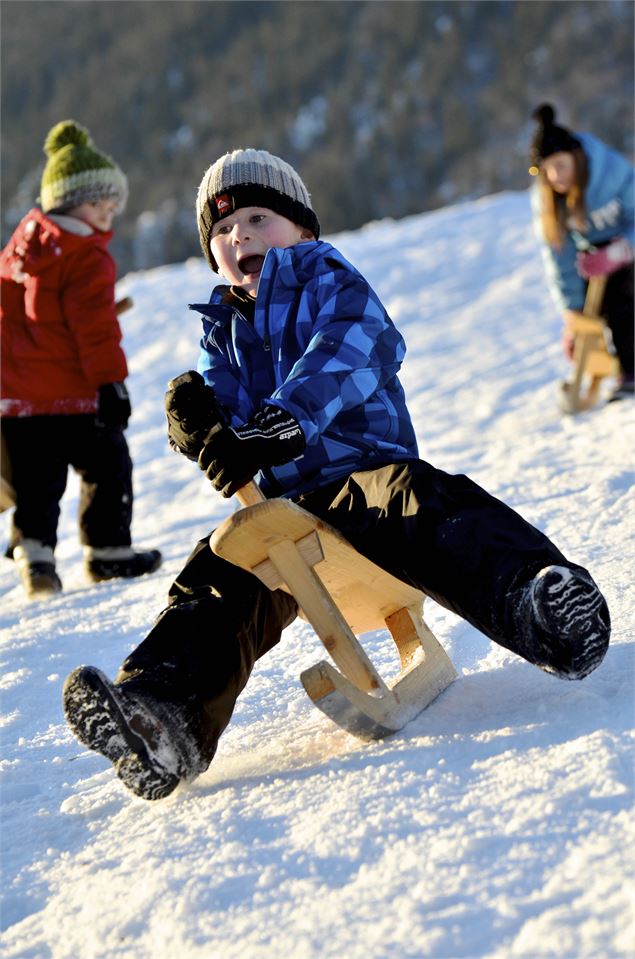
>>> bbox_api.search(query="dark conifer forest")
[2,0,633,271]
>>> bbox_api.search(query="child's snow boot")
[13,539,62,599]
[62,666,205,800]
[525,565,610,679]
[84,546,162,583]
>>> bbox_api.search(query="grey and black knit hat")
[196,148,320,271]
[40,120,128,215]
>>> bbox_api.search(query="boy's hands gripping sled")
[559,276,619,414]
[210,481,457,740]
[166,372,305,496]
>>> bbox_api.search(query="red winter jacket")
[0,208,128,416]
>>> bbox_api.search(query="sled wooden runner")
[560,275,619,414]
[210,482,457,740]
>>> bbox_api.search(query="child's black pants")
[601,263,634,377]
[1,414,133,553]
[115,460,597,765]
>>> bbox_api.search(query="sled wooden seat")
[210,483,457,740]
[560,275,619,414]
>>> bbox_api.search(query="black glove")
[165,370,226,461]
[198,404,306,497]
[96,382,131,429]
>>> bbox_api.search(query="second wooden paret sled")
[210,482,457,740]
[560,275,619,414]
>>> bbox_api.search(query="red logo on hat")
[215,194,233,217]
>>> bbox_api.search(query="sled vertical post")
[560,275,618,413]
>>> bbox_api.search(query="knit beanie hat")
[196,148,320,271]
[40,120,128,214]
[529,104,581,174]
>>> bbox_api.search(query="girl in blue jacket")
[63,149,611,800]
[529,104,634,400]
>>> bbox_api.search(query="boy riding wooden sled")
[63,149,610,800]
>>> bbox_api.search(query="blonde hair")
[536,148,588,249]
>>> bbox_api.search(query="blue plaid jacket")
[191,240,418,498]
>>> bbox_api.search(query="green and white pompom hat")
[39,119,128,215]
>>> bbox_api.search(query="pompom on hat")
[196,148,320,271]
[528,104,581,175]
[39,120,128,215]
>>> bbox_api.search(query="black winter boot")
[84,546,162,583]
[13,540,63,599]
[513,565,610,679]
[62,666,205,800]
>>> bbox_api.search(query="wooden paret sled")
[210,481,457,740]
[560,275,619,414]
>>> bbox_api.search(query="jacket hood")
[260,240,345,291]
[190,241,351,316]
[578,133,621,198]
[3,207,111,280]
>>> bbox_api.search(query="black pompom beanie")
[529,104,581,170]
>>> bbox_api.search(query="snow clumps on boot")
[62,666,206,800]
[513,564,610,679]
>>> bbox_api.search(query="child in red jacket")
[0,120,161,598]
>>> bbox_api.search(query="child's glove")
[165,370,225,461]
[96,382,131,429]
[198,404,306,497]
[576,238,633,279]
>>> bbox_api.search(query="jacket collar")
[48,213,94,237]
[190,239,345,317]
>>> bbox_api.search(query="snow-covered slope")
[1,191,633,959]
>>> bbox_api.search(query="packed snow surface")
[1,191,633,958]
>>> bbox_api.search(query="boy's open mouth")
[238,255,265,276]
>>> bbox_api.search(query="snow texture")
[1,191,633,958]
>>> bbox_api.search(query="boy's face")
[67,199,118,232]
[210,206,314,295]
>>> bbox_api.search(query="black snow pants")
[1,414,133,553]
[115,460,598,766]
[600,263,634,378]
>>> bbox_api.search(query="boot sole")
[62,667,178,800]
[532,567,610,677]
